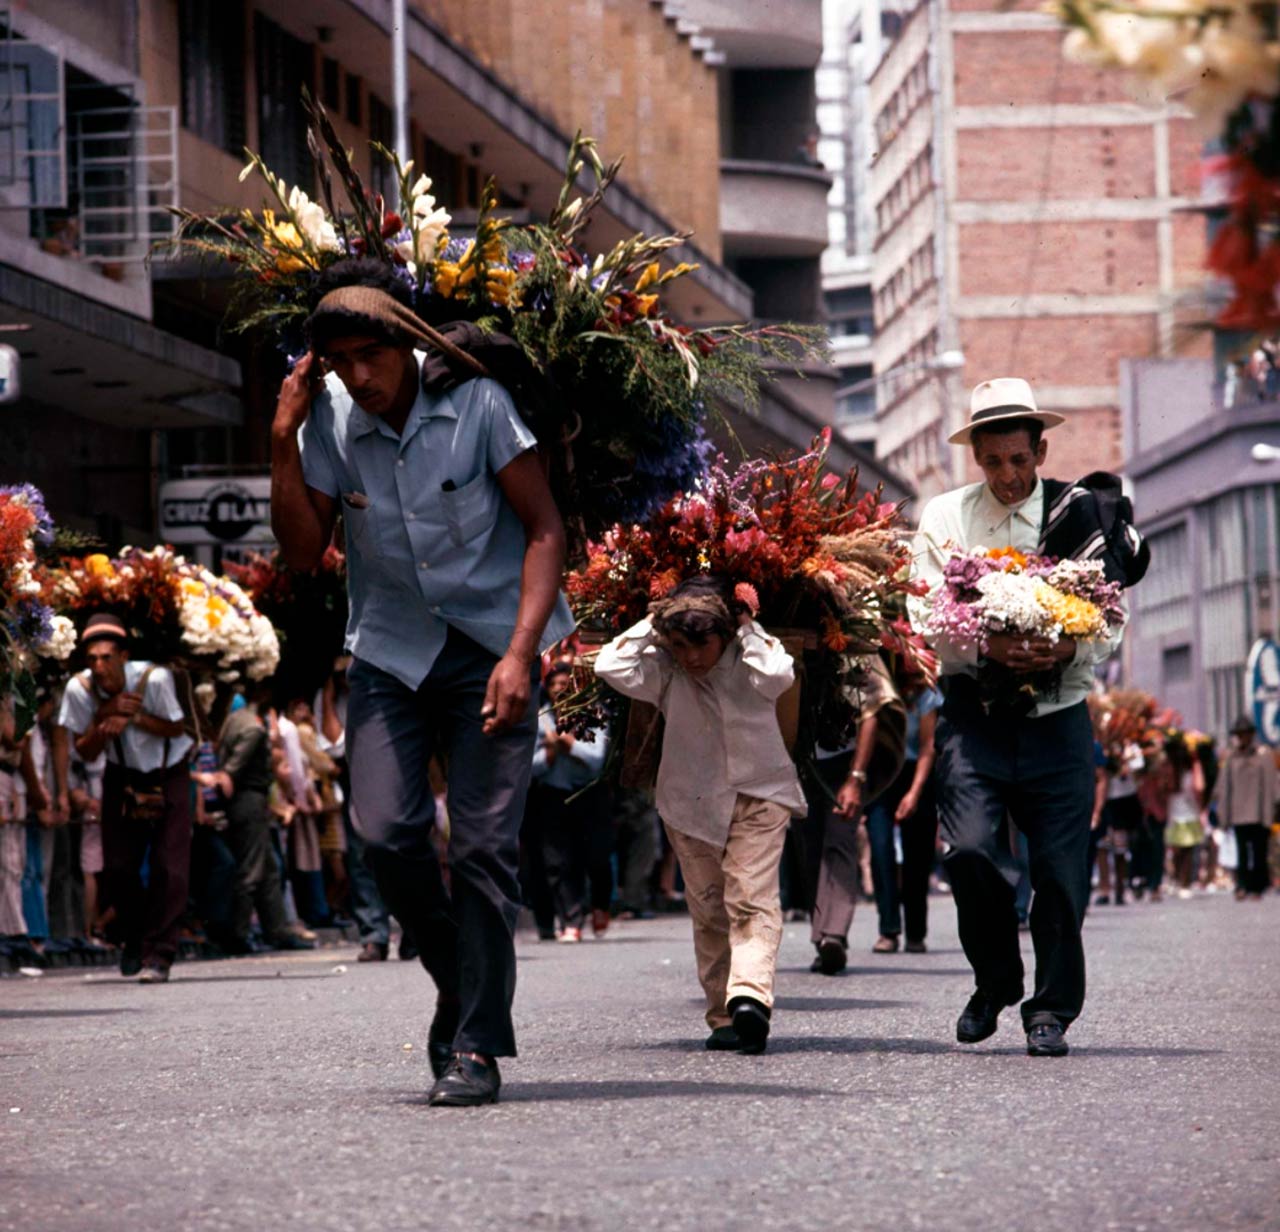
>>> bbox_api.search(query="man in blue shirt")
[270,260,575,1106]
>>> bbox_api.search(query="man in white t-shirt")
[58,613,192,983]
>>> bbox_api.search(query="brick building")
[866,0,1208,504]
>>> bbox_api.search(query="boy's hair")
[970,417,1044,453]
[305,259,415,354]
[650,574,738,646]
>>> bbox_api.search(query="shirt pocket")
[341,497,380,559]
[439,472,499,547]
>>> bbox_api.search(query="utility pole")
[391,0,410,165]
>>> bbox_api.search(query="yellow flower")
[635,293,659,317]
[263,209,311,274]
[635,261,660,292]
[485,267,519,307]
[1034,581,1105,638]
[84,554,114,579]
[434,261,460,297]
[482,236,505,264]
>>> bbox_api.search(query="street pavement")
[2,891,1277,1232]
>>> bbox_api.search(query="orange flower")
[986,546,1028,571]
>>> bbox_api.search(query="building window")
[345,72,363,126]
[321,57,340,111]
[179,0,246,156]
[1162,644,1192,684]
[255,14,314,190]
[367,93,395,202]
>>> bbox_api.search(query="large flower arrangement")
[924,546,1124,714]
[227,547,347,699]
[0,485,74,733]
[565,431,936,744]
[168,98,823,548]
[48,548,279,681]
[1049,0,1280,332]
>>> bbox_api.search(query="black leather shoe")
[397,934,419,962]
[728,996,771,1055]
[705,1026,741,1051]
[120,948,142,978]
[1026,1022,1070,1057]
[428,1053,501,1107]
[811,936,847,976]
[269,932,317,952]
[956,990,1017,1044]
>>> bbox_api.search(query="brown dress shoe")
[357,941,389,962]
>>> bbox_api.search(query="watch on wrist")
[849,769,868,784]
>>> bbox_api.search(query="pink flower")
[734,582,760,616]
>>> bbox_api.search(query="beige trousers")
[666,794,791,1029]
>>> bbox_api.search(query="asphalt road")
[2,891,1277,1232]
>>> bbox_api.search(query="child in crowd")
[595,576,805,1054]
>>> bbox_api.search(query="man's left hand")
[482,654,533,736]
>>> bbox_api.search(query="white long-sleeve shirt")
[594,617,806,845]
[909,478,1127,717]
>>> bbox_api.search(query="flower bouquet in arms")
[565,431,935,773]
[48,548,280,684]
[166,96,825,555]
[0,485,77,735]
[923,547,1124,716]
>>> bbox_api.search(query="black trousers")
[346,630,537,1058]
[869,759,939,944]
[1234,824,1271,894]
[534,781,613,930]
[935,692,1094,1029]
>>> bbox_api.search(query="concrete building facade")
[1123,358,1280,741]
[865,0,1207,505]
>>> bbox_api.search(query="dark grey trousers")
[346,628,537,1058]
[225,789,291,945]
[934,691,1094,1029]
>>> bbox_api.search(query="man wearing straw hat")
[911,378,1127,1057]
[270,258,575,1107]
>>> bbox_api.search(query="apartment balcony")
[669,0,823,68]
[720,159,832,259]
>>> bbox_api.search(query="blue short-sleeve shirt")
[299,356,576,689]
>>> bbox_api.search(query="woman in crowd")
[595,575,805,1055]
[1162,734,1207,898]
[1212,715,1276,900]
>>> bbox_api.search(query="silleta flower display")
[47,548,280,682]
[167,97,825,550]
[564,431,937,747]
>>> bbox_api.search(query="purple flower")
[0,484,54,547]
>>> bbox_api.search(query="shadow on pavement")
[781,965,972,978]
[0,1007,140,1019]
[973,1044,1223,1059]
[632,1035,955,1055]
[396,1079,830,1106]
[772,996,912,1012]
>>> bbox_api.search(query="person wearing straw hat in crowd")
[910,378,1128,1057]
[57,613,193,984]
[270,258,575,1107]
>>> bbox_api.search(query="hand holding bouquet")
[924,546,1124,713]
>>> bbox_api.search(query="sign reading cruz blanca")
[158,477,274,545]
[1246,638,1280,747]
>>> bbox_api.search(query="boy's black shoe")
[119,947,142,978]
[1026,1022,1070,1057]
[728,996,771,1055]
[705,1026,741,1051]
[428,997,460,1079]
[428,1053,501,1107]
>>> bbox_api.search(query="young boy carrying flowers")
[595,576,805,1054]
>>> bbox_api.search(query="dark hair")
[305,258,415,354]
[652,574,738,646]
[970,417,1044,453]
[1163,734,1191,776]
[544,661,573,685]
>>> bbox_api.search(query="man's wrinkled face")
[973,429,1047,507]
[85,638,127,695]
[321,335,417,417]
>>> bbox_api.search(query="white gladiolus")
[287,185,340,253]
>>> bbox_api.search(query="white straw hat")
[949,377,1066,446]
